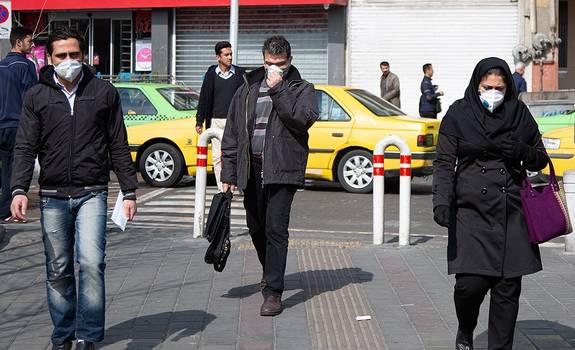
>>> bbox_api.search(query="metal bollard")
[373,135,411,246]
[193,128,224,238]
[564,170,575,253]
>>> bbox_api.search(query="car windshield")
[346,89,406,116]
[157,87,199,111]
[527,102,575,118]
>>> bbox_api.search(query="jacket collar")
[245,65,303,87]
[39,64,94,90]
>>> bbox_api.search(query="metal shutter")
[176,6,328,89]
[347,0,519,117]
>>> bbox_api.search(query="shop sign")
[135,39,152,72]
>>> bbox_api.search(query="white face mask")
[479,89,505,113]
[54,59,83,83]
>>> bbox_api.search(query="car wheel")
[337,150,374,193]
[139,143,184,187]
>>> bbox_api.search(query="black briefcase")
[204,190,233,272]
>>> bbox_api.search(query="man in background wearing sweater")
[196,41,245,192]
[0,27,37,222]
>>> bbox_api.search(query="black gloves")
[500,139,534,163]
[433,205,450,228]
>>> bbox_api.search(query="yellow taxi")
[126,85,440,192]
[541,126,575,178]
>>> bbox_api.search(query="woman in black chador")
[432,57,548,350]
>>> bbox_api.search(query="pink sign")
[135,40,152,71]
[26,45,46,75]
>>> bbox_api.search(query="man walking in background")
[196,41,245,192]
[10,28,137,350]
[419,63,444,119]
[513,62,528,93]
[0,27,37,222]
[221,36,318,316]
[379,61,400,108]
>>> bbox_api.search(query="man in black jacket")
[10,28,137,350]
[196,41,245,191]
[221,36,319,316]
[419,63,444,118]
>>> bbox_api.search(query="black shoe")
[52,341,72,350]
[260,294,282,316]
[75,341,95,350]
[455,329,473,350]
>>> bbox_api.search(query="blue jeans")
[41,191,108,344]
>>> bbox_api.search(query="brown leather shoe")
[260,294,282,316]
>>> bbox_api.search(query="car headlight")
[542,138,561,150]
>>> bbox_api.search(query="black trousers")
[243,157,296,298]
[454,274,522,350]
[0,128,17,218]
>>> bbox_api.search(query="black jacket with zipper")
[11,65,138,199]
[220,65,319,190]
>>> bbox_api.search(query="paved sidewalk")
[2,221,575,350]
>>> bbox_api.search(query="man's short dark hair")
[10,27,33,48]
[423,63,433,73]
[262,36,291,58]
[215,41,232,56]
[380,61,390,67]
[46,27,87,56]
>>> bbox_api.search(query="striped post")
[193,128,224,238]
[373,135,412,246]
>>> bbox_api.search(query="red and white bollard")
[373,135,411,246]
[193,128,224,238]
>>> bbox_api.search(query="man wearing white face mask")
[10,28,138,350]
[221,36,319,316]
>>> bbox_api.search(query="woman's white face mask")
[479,89,505,113]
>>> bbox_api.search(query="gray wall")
[328,6,346,85]
[151,9,170,76]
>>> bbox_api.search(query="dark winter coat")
[433,57,548,278]
[0,52,38,128]
[220,65,319,190]
[196,64,245,128]
[11,65,138,199]
[419,76,439,114]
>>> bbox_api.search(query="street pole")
[230,0,238,55]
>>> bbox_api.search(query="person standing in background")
[512,62,527,94]
[196,41,245,192]
[0,27,38,222]
[379,61,400,108]
[419,63,444,119]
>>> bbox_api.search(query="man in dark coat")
[512,62,527,94]
[419,63,443,118]
[221,36,318,316]
[0,27,37,221]
[196,41,245,191]
[433,57,548,350]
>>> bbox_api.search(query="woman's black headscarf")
[440,57,537,150]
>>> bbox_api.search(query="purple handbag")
[520,160,573,244]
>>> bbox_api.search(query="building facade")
[12,0,571,116]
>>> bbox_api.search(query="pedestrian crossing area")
[107,186,248,234]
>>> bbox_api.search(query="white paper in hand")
[111,192,128,231]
